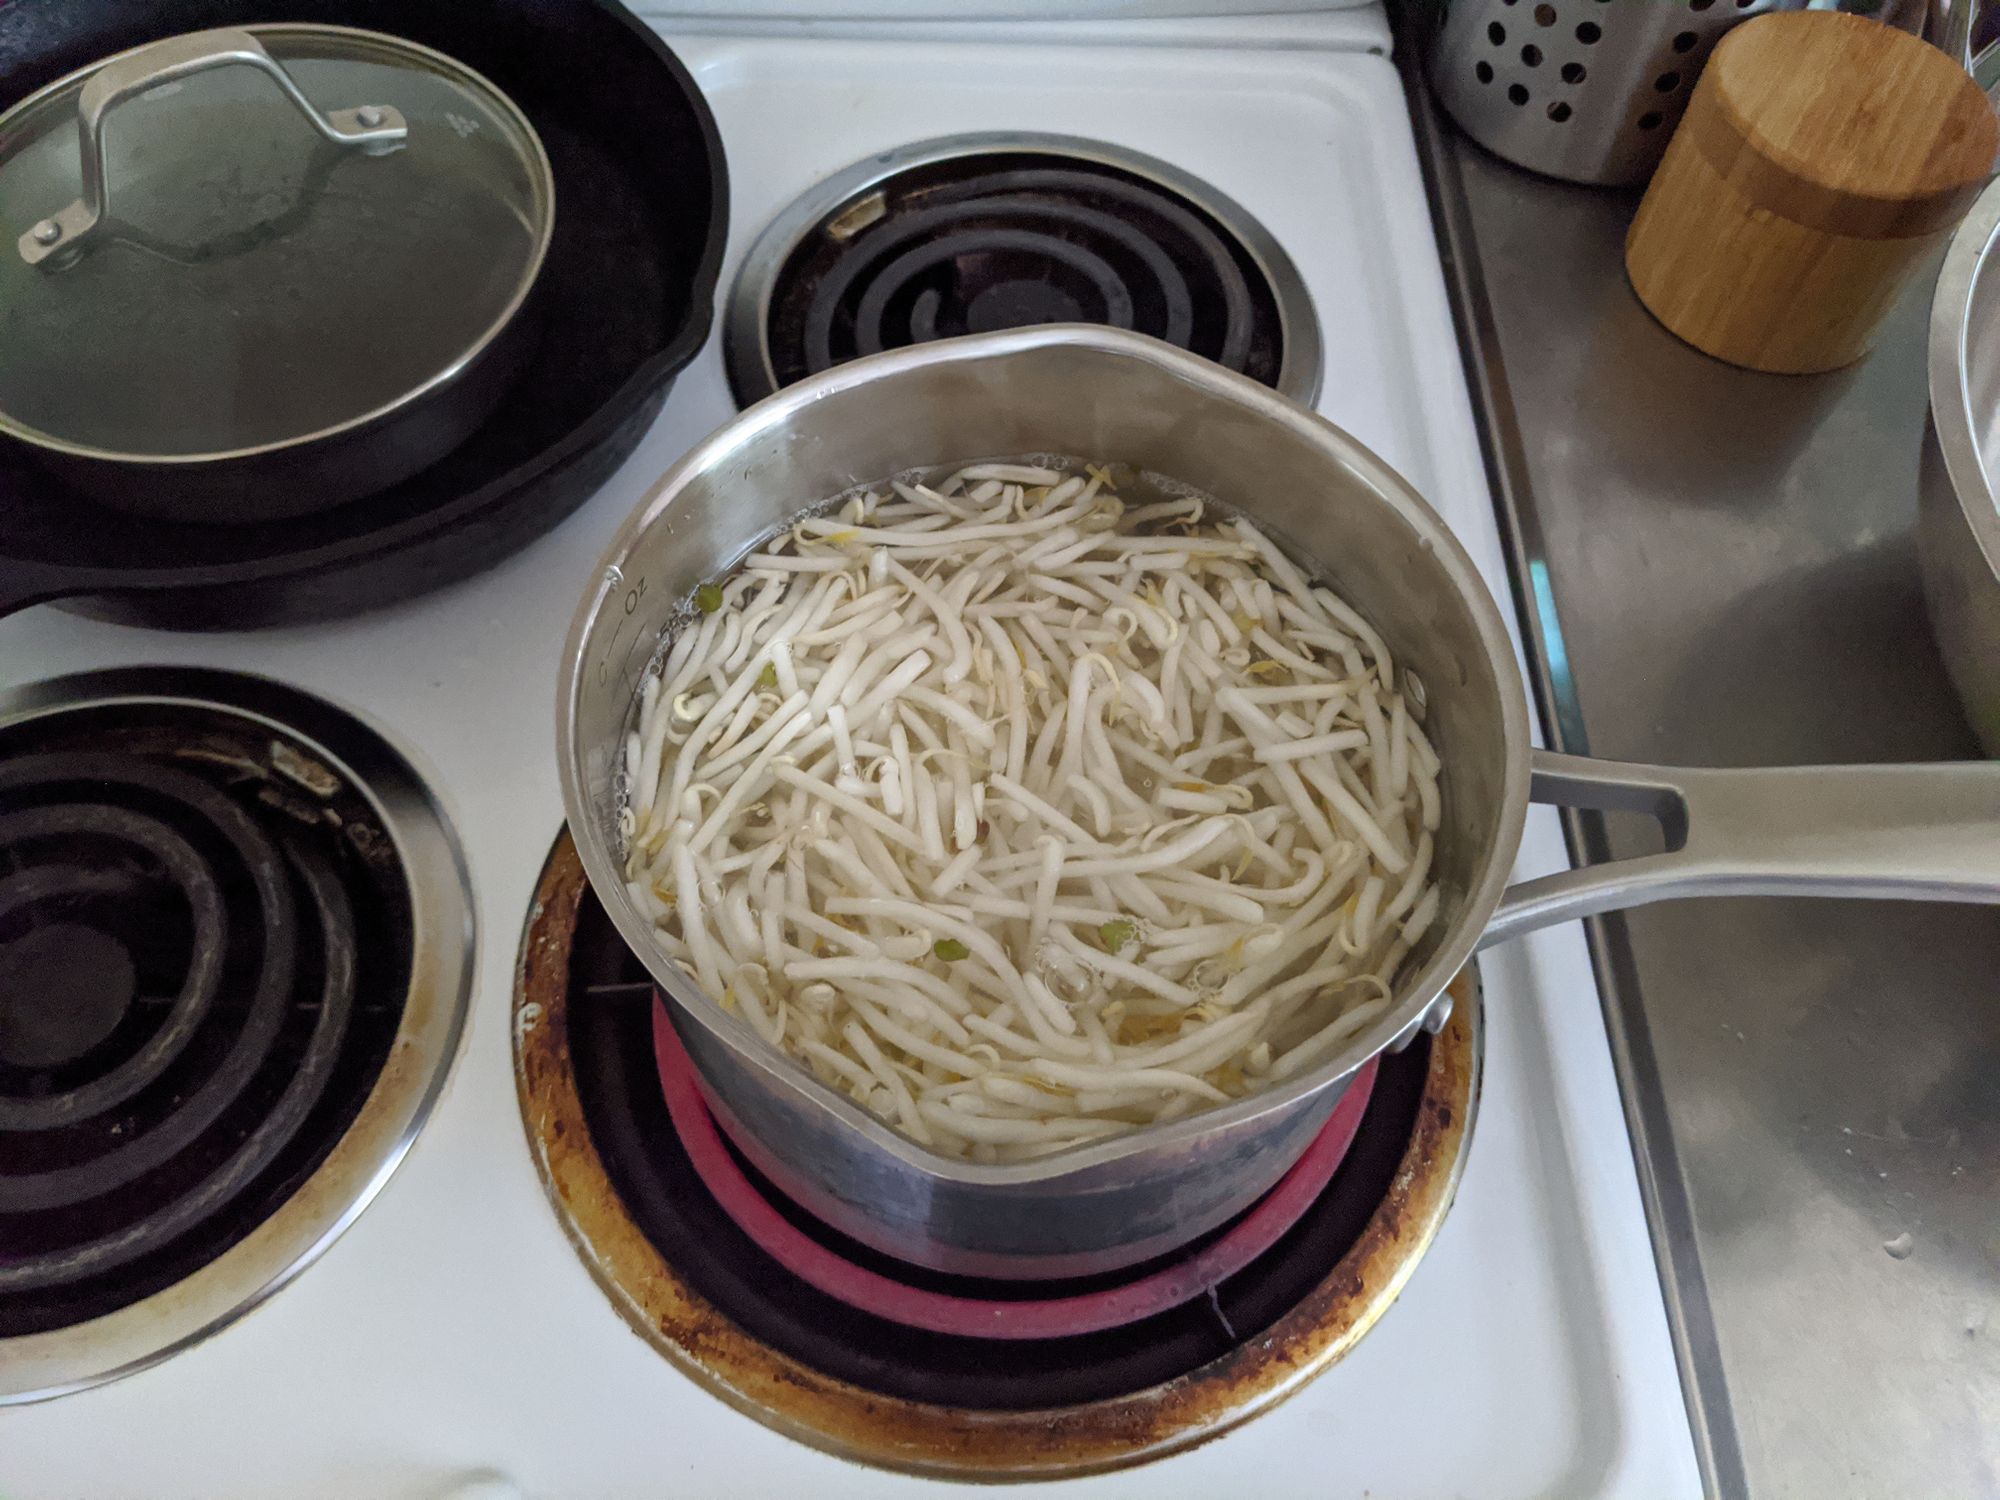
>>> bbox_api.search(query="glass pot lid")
[0,25,554,462]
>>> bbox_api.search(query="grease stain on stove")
[512,829,1481,1479]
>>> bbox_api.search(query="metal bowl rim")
[1931,173,2000,583]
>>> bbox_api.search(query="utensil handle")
[1480,747,2000,948]
[16,27,407,267]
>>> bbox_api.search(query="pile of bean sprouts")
[619,460,1442,1162]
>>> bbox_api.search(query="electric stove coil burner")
[514,832,1478,1479]
[726,134,1322,408]
[0,670,473,1403]
[652,994,1380,1340]
[0,754,356,1293]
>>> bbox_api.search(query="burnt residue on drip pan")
[514,831,1479,1479]
[0,668,473,1403]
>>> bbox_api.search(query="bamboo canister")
[1625,10,1997,375]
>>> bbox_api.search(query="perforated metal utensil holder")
[1427,0,1805,187]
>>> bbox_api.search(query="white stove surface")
[0,11,1699,1497]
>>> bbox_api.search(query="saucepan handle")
[1479,747,2000,949]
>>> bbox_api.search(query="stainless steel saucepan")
[559,326,2000,1280]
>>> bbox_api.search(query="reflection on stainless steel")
[0,668,475,1403]
[1407,60,2000,1500]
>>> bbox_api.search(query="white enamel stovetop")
[0,7,1700,1496]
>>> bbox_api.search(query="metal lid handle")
[1480,748,2000,948]
[16,26,407,267]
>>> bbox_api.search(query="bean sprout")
[619,459,1442,1160]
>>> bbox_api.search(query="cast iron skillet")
[0,0,728,628]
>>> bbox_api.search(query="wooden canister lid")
[1687,10,1997,240]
